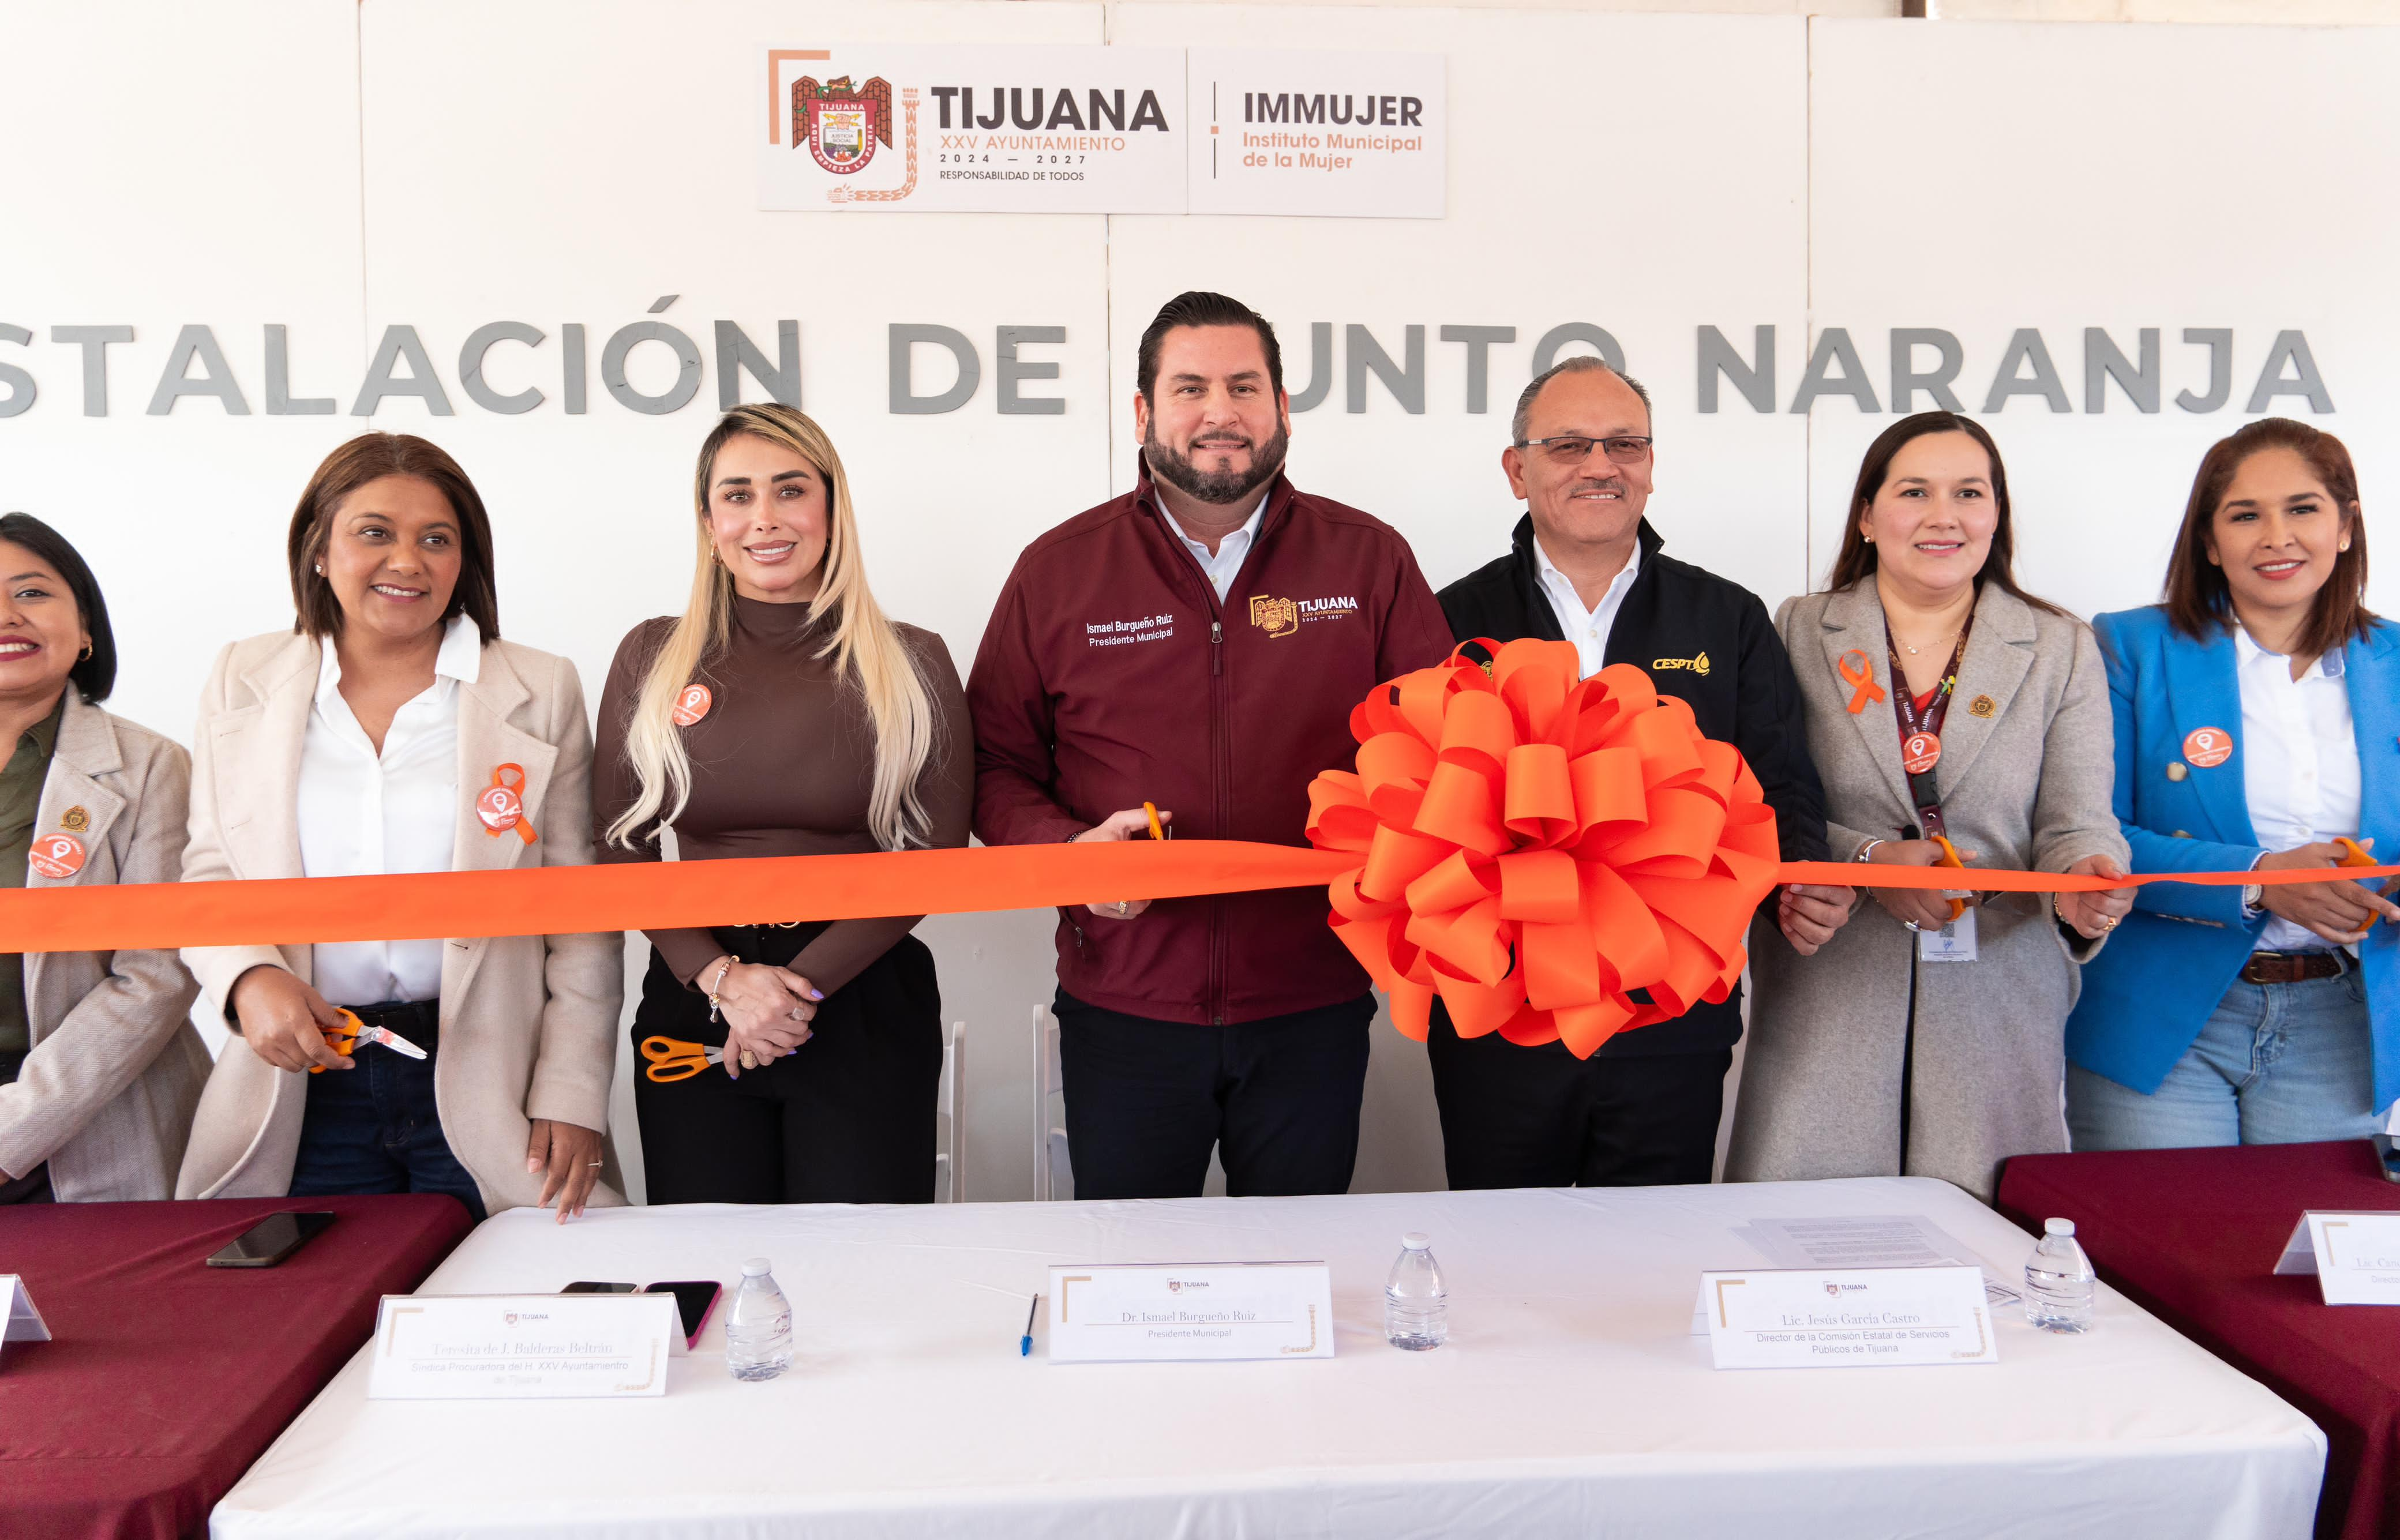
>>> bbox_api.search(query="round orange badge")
[673,683,712,728]
[475,783,523,833]
[28,832,85,880]
[1902,731,1942,776]
[2183,727,2234,769]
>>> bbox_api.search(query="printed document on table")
[1734,1216,2019,1305]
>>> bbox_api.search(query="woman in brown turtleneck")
[594,404,970,1204]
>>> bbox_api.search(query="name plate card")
[1697,1266,1998,1369]
[367,1294,677,1399]
[0,1275,51,1367]
[1045,1261,1334,1362]
[2274,1211,2400,1304]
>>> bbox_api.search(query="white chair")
[933,1020,965,1204]
[1032,1004,1071,1200]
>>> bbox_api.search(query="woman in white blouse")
[177,434,622,1220]
[2069,418,2400,1147]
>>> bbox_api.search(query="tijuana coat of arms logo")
[1249,595,1299,638]
[793,74,895,175]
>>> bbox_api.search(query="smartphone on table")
[205,1212,336,1268]
[645,1281,723,1347]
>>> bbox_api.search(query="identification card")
[1045,1261,1334,1362]
[1696,1266,1997,1368]
[1917,906,1978,962]
[2272,1211,2400,1304]
[366,1293,678,1399]
[0,1275,52,1365]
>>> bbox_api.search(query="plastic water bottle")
[1385,1231,1449,1350]
[725,1257,794,1380]
[2023,1218,2097,1334]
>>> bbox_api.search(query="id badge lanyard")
[1886,621,1972,925]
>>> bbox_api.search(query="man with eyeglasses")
[1431,354,1847,1189]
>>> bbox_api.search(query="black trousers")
[1427,1020,1731,1189]
[1054,989,1374,1200]
[633,926,943,1205]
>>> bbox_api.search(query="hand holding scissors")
[311,1009,429,1075]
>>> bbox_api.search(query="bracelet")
[704,956,736,1023]
[1853,837,1885,863]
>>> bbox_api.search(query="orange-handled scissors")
[2337,838,2389,931]
[312,1008,429,1073]
[640,1035,727,1083]
[1929,833,1971,923]
[1142,801,1168,841]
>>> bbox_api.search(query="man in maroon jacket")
[969,291,1452,1199]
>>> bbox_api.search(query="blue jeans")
[2068,967,2381,1150]
[289,1037,486,1221]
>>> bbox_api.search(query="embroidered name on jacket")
[1652,651,1710,677]
[1251,594,1358,638]
[1087,614,1175,647]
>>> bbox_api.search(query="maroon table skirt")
[0,1194,473,1540]
[1998,1140,2400,1540]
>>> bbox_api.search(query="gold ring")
[1116,900,1128,916]
[739,1049,759,1070]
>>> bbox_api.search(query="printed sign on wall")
[757,43,1188,213]
[1186,49,1444,218]
[756,44,1445,217]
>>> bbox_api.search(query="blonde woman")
[595,404,970,1204]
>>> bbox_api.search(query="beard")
[1144,416,1290,505]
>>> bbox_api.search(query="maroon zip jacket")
[968,465,1453,1026]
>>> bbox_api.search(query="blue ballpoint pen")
[1020,1293,1040,1356]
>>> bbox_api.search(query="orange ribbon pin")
[476,764,537,845]
[1839,649,1887,715]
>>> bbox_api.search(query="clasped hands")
[705,955,823,1079]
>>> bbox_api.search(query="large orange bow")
[1304,639,1782,1060]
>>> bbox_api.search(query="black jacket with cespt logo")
[968,465,1453,1026]
[1437,513,1831,1056]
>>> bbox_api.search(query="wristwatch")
[2242,882,2264,911]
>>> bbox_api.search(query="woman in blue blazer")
[2069,417,2400,1148]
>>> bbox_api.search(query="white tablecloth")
[212,1179,2324,1539]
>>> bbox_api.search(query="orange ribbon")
[1303,640,1780,1059]
[1838,649,1887,715]
[478,764,538,846]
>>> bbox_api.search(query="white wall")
[1,1,2386,1201]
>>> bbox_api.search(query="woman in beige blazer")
[1727,414,2134,1201]
[177,434,622,1221]
[0,513,207,1202]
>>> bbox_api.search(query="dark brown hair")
[1821,411,2062,615]
[286,434,499,640]
[2163,416,2372,660]
[1136,291,1282,403]
[0,512,116,703]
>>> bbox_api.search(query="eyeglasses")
[1512,434,1654,466]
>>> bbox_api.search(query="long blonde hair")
[605,404,939,851]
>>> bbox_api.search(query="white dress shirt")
[1159,491,1269,603]
[1535,535,1642,679]
[298,615,482,1005]
[2234,625,2363,953]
